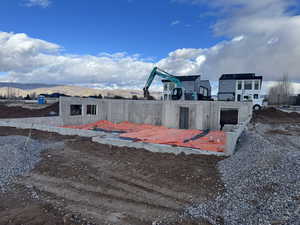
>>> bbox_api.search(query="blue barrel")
[38,95,46,104]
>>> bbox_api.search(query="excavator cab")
[171,87,183,100]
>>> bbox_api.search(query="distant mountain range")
[0,82,60,90]
[0,83,162,99]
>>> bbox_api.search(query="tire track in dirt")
[109,174,191,205]
[20,173,180,220]
[61,148,195,204]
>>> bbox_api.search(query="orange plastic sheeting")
[180,131,226,152]
[62,120,161,132]
[120,128,202,145]
[62,120,226,152]
[120,129,225,152]
[109,121,162,132]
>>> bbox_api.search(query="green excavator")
[143,67,197,100]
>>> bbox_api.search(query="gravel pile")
[0,135,63,192]
[186,128,300,225]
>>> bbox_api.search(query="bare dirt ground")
[252,107,300,124]
[0,127,223,225]
[0,102,59,118]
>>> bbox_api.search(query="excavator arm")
[143,67,183,99]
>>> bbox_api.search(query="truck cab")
[238,93,265,110]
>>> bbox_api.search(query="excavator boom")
[143,67,183,99]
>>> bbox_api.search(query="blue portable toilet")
[38,95,46,104]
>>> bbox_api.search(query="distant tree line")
[0,92,71,100]
[0,92,38,100]
[268,73,299,105]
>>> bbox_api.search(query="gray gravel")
[186,124,300,225]
[0,135,64,192]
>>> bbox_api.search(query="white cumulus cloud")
[171,20,181,26]
[24,0,51,8]
[0,32,154,88]
[1,0,300,93]
[165,0,300,84]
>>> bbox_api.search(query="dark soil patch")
[0,185,83,225]
[0,126,77,141]
[265,129,292,136]
[252,107,300,124]
[0,102,59,118]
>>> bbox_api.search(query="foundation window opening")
[220,108,239,130]
[70,104,82,116]
[87,104,97,115]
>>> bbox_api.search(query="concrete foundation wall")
[59,97,252,130]
[223,117,251,155]
[59,98,164,126]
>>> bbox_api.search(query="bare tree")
[29,92,37,100]
[268,73,294,105]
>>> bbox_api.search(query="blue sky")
[0,0,222,59]
[0,0,300,93]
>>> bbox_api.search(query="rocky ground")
[185,108,300,225]
[186,124,300,225]
[0,135,64,192]
[0,107,299,225]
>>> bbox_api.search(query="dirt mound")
[252,107,300,124]
[0,102,59,118]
